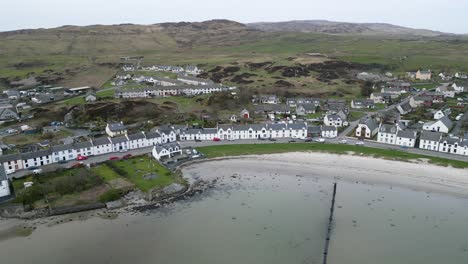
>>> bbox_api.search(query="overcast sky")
[1,0,467,33]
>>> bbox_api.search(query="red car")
[213,137,221,142]
[76,155,88,161]
[109,156,119,161]
[122,154,132,160]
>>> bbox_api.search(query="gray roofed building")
[396,130,417,139]
[321,125,337,132]
[201,128,218,134]
[379,124,398,133]
[288,123,307,130]
[21,149,51,160]
[0,153,22,164]
[420,131,443,142]
[51,144,73,152]
[110,136,129,144]
[360,118,378,131]
[107,122,126,132]
[127,132,146,141]
[92,137,111,146]
[439,116,453,129]
[146,131,161,139]
[72,140,93,150]
[307,126,321,135]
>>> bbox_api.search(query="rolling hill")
[247,20,451,37]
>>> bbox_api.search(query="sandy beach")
[182,152,468,197]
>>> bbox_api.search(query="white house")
[423,116,453,133]
[146,131,162,146]
[91,137,113,156]
[377,124,399,145]
[456,140,468,156]
[157,126,177,143]
[433,106,451,120]
[296,104,317,115]
[106,122,127,137]
[356,118,379,139]
[452,83,465,93]
[395,130,418,147]
[419,131,443,151]
[110,136,129,152]
[85,92,97,102]
[0,166,11,199]
[51,144,75,162]
[73,141,94,158]
[152,142,182,160]
[324,114,343,127]
[127,132,148,149]
[438,137,461,154]
[0,153,24,172]
[321,126,337,138]
[22,149,53,169]
[436,84,456,98]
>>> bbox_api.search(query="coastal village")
[0,61,467,218]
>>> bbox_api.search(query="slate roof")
[127,132,146,141]
[439,116,453,128]
[0,165,7,181]
[307,126,321,134]
[379,124,398,134]
[21,149,51,160]
[396,130,417,139]
[146,131,161,139]
[110,136,129,144]
[420,131,443,142]
[360,118,378,131]
[92,137,111,146]
[0,153,22,163]
[321,125,337,132]
[108,122,126,132]
[51,144,73,152]
[73,141,93,150]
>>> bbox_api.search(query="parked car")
[314,138,325,143]
[456,114,464,121]
[109,156,119,161]
[58,160,68,164]
[355,141,364,146]
[304,138,313,142]
[32,168,42,175]
[269,138,277,142]
[213,137,221,142]
[195,139,202,142]
[77,155,88,161]
[339,139,347,144]
[122,154,132,160]
[192,154,201,158]
[288,139,296,143]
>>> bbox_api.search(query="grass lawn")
[348,111,367,121]
[3,130,73,146]
[62,96,85,106]
[110,156,176,192]
[96,89,115,98]
[197,143,468,169]
[91,164,121,183]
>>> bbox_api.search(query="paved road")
[452,109,468,136]
[10,137,467,180]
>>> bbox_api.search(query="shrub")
[99,189,124,203]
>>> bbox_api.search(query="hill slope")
[247,20,450,36]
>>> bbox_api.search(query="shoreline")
[181,152,468,198]
[2,152,467,224]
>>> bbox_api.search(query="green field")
[197,143,468,168]
[1,23,468,92]
[107,156,178,192]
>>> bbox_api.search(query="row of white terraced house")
[0,129,178,174]
[179,123,308,141]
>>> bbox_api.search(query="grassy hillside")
[0,20,467,90]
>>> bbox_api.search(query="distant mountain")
[247,20,452,37]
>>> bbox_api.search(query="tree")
[360,81,374,97]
